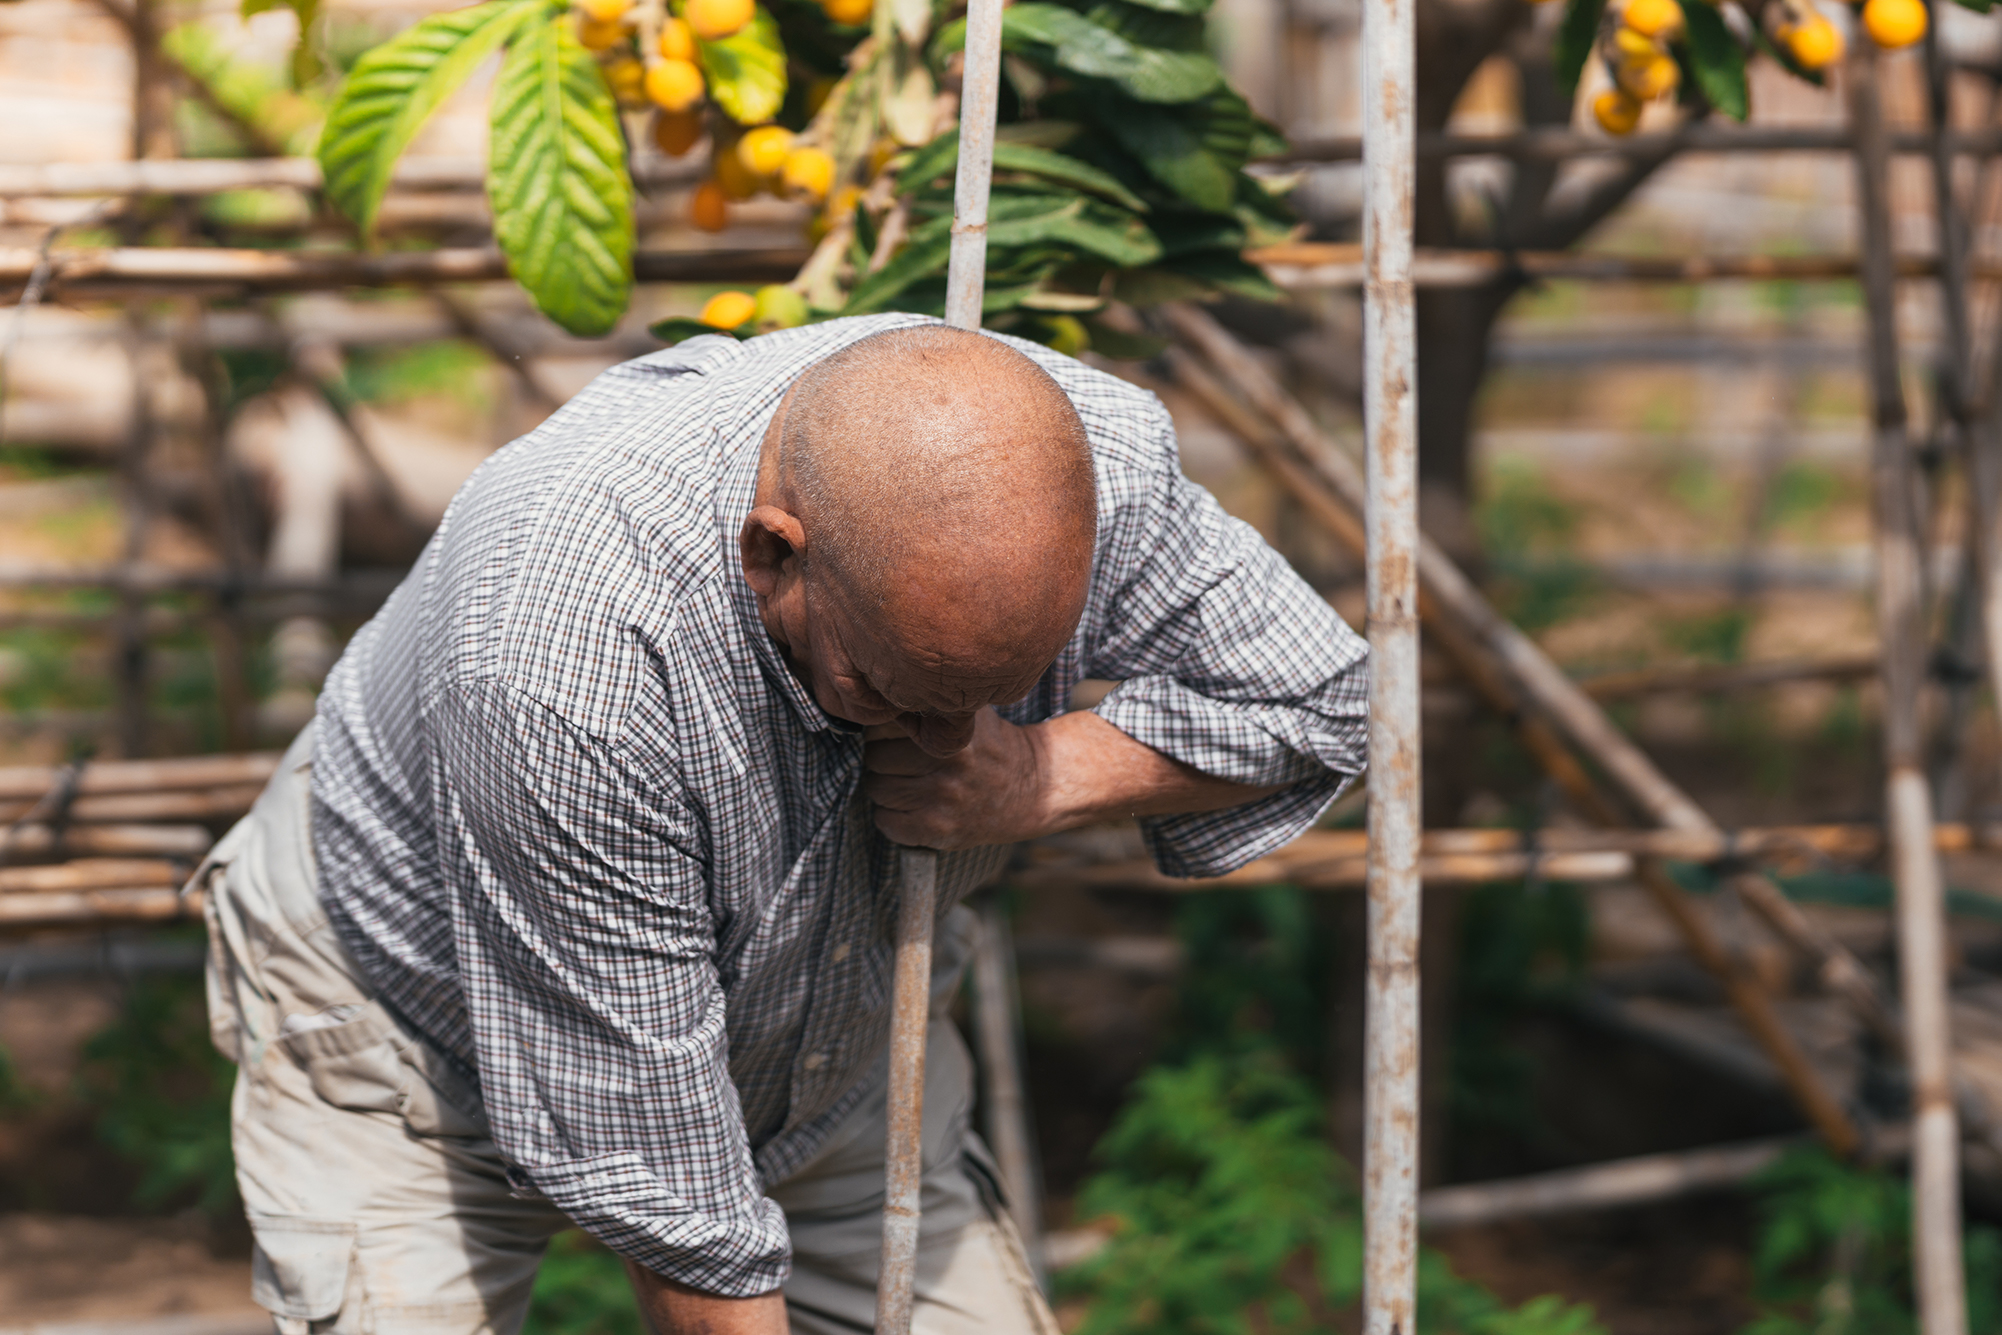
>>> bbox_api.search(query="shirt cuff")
[514,1153,791,1296]
[1092,677,1364,878]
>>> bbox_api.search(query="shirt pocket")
[278,1003,487,1139]
[248,1215,357,1322]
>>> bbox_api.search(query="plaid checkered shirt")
[309,314,1369,1295]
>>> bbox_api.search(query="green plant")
[1739,1148,2002,1335]
[1060,1046,1607,1335]
[1478,458,1599,633]
[310,0,1288,342]
[76,970,239,1215]
[525,1230,646,1335]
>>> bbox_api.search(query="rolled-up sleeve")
[432,679,789,1296]
[1085,414,1369,877]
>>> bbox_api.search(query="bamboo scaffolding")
[1161,304,1867,1155]
[1850,39,1968,1335]
[1576,653,1880,700]
[5,242,1994,301]
[0,246,811,299]
[0,886,199,928]
[1254,243,1998,290]
[969,897,1046,1279]
[4,123,1995,202]
[1273,124,2002,164]
[0,751,279,800]
[0,155,705,197]
[0,859,181,894]
[0,824,211,860]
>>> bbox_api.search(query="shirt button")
[803,1052,827,1070]
[831,942,851,963]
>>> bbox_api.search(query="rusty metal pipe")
[942,0,1003,332]
[1360,0,1420,1320]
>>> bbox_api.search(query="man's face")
[784,568,1054,758]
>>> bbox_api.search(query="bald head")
[783,327,1094,654]
[740,325,1098,752]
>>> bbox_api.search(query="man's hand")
[626,1262,787,1335]
[863,709,1285,849]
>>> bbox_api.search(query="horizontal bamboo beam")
[0,154,704,198]
[0,886,201,928]
[0,562,405,596]
[1024,821,2002,892]
[1254,243,1980,290]
[0,242,1965,299]
[0,823,213,859]
[0,858,181,894]
[1272,124,2002,164]
[0,246,812,298]
[0,751,280,800]
[1578,653,1882,700]
[0,785,267,826]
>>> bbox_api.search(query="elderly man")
[200,315,1367,1335]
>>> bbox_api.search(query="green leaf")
[1678,0,1748,121]
[649,317,749,344]
[1156,248,1284,302]
[842,219,955,314]
[1555,0,1606,96]
[1003,3,1221,104]
[242,0,324,84]
[1084,0,1208,52]
[990,197,1162,268]
[996,142,1152,212]
[318,0,536,237]
[1093,88,1253,211]
[698,7,789,126]
[1107,0,1214,16]
[488,14,635,336]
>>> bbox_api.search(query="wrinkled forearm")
[1030,710,1285,833]
[627,1261,788,1335]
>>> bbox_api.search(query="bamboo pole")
[1850,36,1968,1335]
[1254,243,2002,290]
[1272,124,2002,165]
[9,242,2001,300]
[1161,306,1866,1154]
[1359,0,1421,1317]
[0,886,200,928]
[0,859,181,894]
[0,751,279,800]
[970,896,1046,1279]
[0,246,810,298]
[0,785,267,825]
[0,824,211,860]
[875,2,1005,1328]
[0,155,703,198]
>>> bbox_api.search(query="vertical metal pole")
[942,0,1002,333]
[1361,0,1419,1321]
[878,5,1003,1326]
[1849,36,1968,1335]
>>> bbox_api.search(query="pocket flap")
[250,1216,356,1320]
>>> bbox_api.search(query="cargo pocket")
[279,1003,488,1139]
[250,1215,357,1322]
[280,1008,405,1117]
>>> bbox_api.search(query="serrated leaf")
[1961,0,1994,14]
[1678,0,1747,121]
[1084,0,1208,52]
[698,7,788,126]
[488,14,634,336]
[649,317,749,344]
[318,0,535,237]
[842,218,955,314]
[1555,0,1607,96]
[1004,4,1221,104]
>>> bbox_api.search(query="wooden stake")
[1851,37,1969,1335]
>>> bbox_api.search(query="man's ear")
[740,505,807,598]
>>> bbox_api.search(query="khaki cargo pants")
[200,724,1059,1335]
